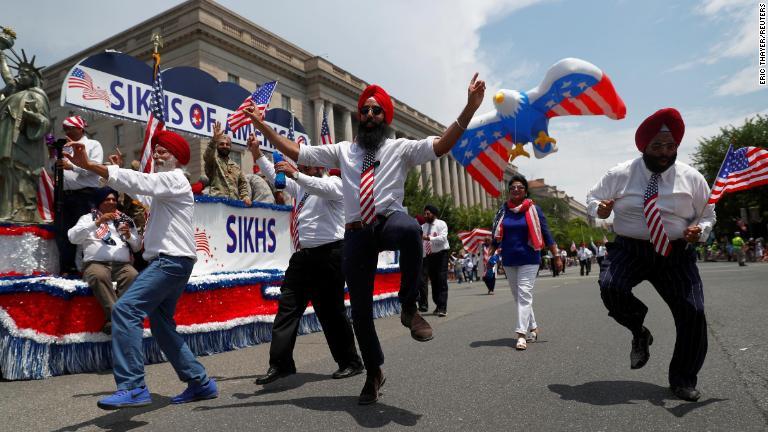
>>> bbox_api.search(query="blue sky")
[6,0,766,203]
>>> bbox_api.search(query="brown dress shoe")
[401,304,434,341]
[358,369,386,405]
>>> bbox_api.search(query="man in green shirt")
[732,232,746,266]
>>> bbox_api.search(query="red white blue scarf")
[492,199,545,251]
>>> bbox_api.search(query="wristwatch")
[291,171,300,180]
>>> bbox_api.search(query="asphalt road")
[2,262,767,431]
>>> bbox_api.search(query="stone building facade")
[41,0,497,209]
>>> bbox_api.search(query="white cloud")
[715,66,766,96]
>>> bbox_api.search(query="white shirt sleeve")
[691,174,717,240]
[297,142,342,169]
[586,167,621,217]
[294,174,343,201]
[430,220,449,249]
[400,137,438,168]
[67,214,97,244]
[126,225,143,252]
[106,165,190,199]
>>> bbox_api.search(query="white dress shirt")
[577,247,593,261]
[296,137,438,223]
[67,213,142,263]
[597,245,607,257]
[421,218,449,257]
[105,165,196,260]
[587,158,716,241]
[256,155,344,248]
[59,136,104,190]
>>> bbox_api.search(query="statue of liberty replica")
[0,26,51,222]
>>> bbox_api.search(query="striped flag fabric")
[36,169,54,222]
[708,145,768,204]
[195,230,211,257]
[643,173,671,256]
[227,80,278,132]
[320,110,333,144]
[359,150,376,224]
[139,52,165,174]
[451,58,625,197]
[67,67,110,105]
[457,228,491,254]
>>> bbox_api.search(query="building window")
[227,73,239,84]
[281,94,291,111]
[114,124,124,147]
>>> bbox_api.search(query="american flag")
[67,67,110,105]
[320,110,333,144]
[643,173,671,256]
[227,80,278,132]
[139,53,165,174]
[195,230,212,257]
[458,228,491,254]
[708,145,768,204]
[36,169,54,222]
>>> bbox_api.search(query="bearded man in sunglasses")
[244,74,485,405]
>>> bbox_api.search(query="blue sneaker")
[171,378,219,404]
[97,387,152,410]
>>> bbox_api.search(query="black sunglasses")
[359,106,384,116]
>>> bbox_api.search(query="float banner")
[60,52,309,148]
[192,200,292,275]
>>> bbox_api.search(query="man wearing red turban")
[244,74,486,405]
[65,130,219,409]
[586,108,716,402]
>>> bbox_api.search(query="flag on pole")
[570,241,577,252]
[457,228,492,254]
[227,80,278,132]
[36,169,54,222]
[139,52,165,173]
[707,145,768,204]
[320,110,333,144]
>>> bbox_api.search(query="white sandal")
[526,329,539,343]
[516,336,527,350]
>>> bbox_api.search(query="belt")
[344,221,367,231]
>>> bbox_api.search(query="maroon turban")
[358,84,394,124]
[635,108,685,152]
[151,130,190,166]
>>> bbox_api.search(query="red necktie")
[360,150,376,224]
[290,193,309,251]
[643,173,671,256]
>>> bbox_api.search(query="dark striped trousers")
[599,236,707,388]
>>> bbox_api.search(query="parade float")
[0,33,402,380]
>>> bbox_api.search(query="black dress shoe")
[358,369,386,405]
[418,305,428,313]
[255,366,295,385]
[630,327,653,369]
[671,386,701,402]
[332,362,364,379]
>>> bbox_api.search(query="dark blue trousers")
[343,211,422,370]
[599,236,707,388]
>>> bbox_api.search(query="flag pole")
[694,142,732,226]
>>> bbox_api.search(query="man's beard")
[643,152,677,173]
[155,155,179,173]
[217,148,230,158]
[356,120,390,151]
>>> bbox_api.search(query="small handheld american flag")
[707,144,768,204]
[228,81,278,132]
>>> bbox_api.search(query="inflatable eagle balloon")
[451,57,626,196]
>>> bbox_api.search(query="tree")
[691,114,768,239]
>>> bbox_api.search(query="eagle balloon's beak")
[494,91,505,104]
